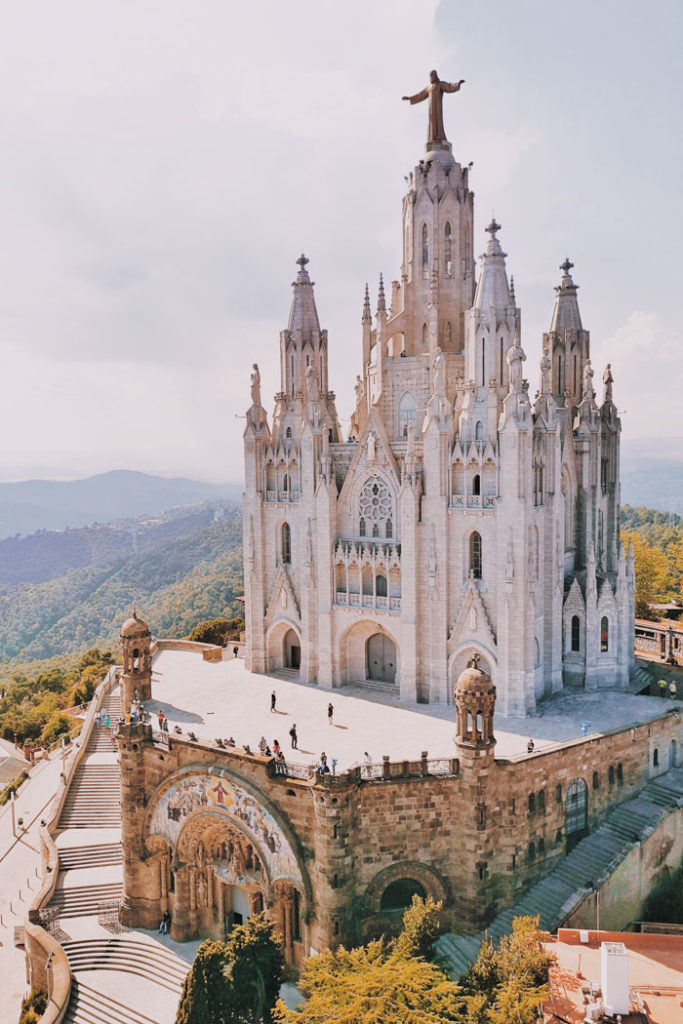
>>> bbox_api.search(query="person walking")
[289,724,298,749]
[271,690,277,713]
[669,681,678,700]
[233,645,239,659]
[327,702,334,726]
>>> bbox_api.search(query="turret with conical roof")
[544,258,590,405]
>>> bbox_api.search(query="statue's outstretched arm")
[402,88,429,104]
[441,79,466,93]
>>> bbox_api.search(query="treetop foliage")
[273,904,553,1024]
[175,915,284,1024]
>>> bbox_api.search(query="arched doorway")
[565,778,588,851]
[284,629,300,671]
[367,633,396,684]
[380,878,426,913]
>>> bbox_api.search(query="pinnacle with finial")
[485,218,501,237]
[560,257,574,276]
[377,273,386,314]
[362,282,371,322]
[296,253,309,269]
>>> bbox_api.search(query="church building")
[242,75,634,716]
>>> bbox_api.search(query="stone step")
[58,845,122,870]
[63,939,188,994]
[64,979,164,1024]
[51,883,123,917]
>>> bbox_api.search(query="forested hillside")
[0,502,244,663]
[620,505,682,618]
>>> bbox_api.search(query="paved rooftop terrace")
[146,649,681,770]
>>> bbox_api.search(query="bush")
[0,771,29,806]
[641,857,683,923]
[187,617,245,647]
[19,990,46,1023]
[41,712,73,747]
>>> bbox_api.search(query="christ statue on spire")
[402,70,465,144]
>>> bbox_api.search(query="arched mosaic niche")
[146,768,304,889]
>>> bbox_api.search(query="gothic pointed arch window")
[444,221,452,277]
[445,320,452,347]
[398,391,417,438]
[421,223,429,278]
[422,322,428,347]
[571,615,581,652]
[464,222,471,275]
[281,522,291,564]
[359,476,393,540]
[600,616,609,652]
[470,531,482,579]
[475,420,484,442]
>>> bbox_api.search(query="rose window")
[359,477,393,539]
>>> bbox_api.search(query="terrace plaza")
[147,646,674,767]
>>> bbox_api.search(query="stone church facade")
[243,120,635,715]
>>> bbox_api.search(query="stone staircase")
[63,938,189,995]
[58,764,121,827]
[58,697,122,828]
[436,767,683,978]
[50,882,124,918]
[64,979,168,1024]
[58,843,123,871]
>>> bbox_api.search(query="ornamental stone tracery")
[359,476,393,538]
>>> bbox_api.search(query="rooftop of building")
[544,928,683,1024]
[144,645,681,770]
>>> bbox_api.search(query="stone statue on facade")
[403,70,465,144]
[432,346,445,397]
[583,358,595,400]
[602,363,614,404]
[250,363,262,407]
[507,338,526,393]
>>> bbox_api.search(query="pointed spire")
[549,257,583,333]
[362,282,372,323]
[509,274,516,306]
[472,220,512,311]
[288,253,321,340]
[377,274,386,316]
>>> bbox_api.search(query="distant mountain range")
[0,501,244,664]
[0,470,242,538]
[620,439,683,516]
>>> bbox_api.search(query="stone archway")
[144,768,311,965]
[339,620,400,687]
[266,620,301,674]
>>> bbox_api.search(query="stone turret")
[120,610,152,711]
[454,656,496,767]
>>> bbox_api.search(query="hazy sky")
[0,1,681,482]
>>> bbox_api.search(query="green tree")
[623,531,671,617]
[222,915,284,1023]
[41,712,73,746]
[394,893,442,960]
[273,940,465,1024]
[175,916,284,1024]
[175,939,227,1024]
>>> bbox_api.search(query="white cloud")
[593,312,683,438]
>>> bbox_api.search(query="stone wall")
[120,707,682,954]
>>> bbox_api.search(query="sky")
[0,0,681,483]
